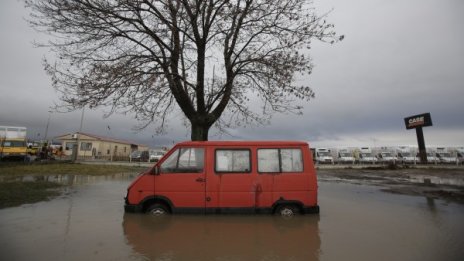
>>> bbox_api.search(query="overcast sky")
[1,0,463,148]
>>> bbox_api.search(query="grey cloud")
[1,0,463,148]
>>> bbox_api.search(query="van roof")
[176,140,309,147]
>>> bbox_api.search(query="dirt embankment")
[317,167,464,204]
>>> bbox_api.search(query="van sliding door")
[207,149,255,213]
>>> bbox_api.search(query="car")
[130,150,149,162]
[149,150,165,162]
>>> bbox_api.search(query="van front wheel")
[146,203,169,216]
[275,205,300,217]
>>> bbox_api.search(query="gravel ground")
[317,167,464,204]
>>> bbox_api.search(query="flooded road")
[1,174,463,261]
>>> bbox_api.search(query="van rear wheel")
[146,203,169,216]
[275,205,300,218]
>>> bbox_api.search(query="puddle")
[0,173,137,185]
[0,175,463,261]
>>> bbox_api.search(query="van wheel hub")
[149,208,166,216]
[280,208,294,217]
[146,204,169,216]
[276,205,299,217]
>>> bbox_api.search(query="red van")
[124,141,319,217]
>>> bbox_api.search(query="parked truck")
[426,150,439,164]
[435,147,456,164]
[358,147,377,164]
[315,148,334,164]
[377,150,397,164]
[457,148,464,165]
[336,149,355,164]
[0,126,28,161]
[396,146,418,164]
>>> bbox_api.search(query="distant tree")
[26,0,342,141]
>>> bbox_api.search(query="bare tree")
[26,0,342,141]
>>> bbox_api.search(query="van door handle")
[195,177,205,182]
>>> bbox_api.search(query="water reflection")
[0,173,136,185]
[123,214,320,261]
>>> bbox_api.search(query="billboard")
[404,113,432,130]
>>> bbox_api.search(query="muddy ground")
[317,167,464,204]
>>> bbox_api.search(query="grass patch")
[0,162,146,176]
[0,181,63,208]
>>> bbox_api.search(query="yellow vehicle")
[27,141,42,155]
[0,126,28,161]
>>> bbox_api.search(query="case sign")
[404,113,432,129]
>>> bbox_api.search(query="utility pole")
[72,107,85,163]
[44,110,52,144]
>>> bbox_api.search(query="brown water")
[0,174,463,261]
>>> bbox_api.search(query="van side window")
[281,149,303,172]
[160,147,204,173]
[215,149,251,173]
[257,149,280,172]
[258,148,303,173]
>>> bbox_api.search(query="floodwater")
[1,174,463,261]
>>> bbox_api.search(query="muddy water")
[0,174,463,261]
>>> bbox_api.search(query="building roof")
[55,132,147,147]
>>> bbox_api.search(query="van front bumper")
[124,203,143,213]
[124,195,143,213]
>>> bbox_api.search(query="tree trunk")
[191,123,210,141]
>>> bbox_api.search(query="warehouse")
[56,132,148,161]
